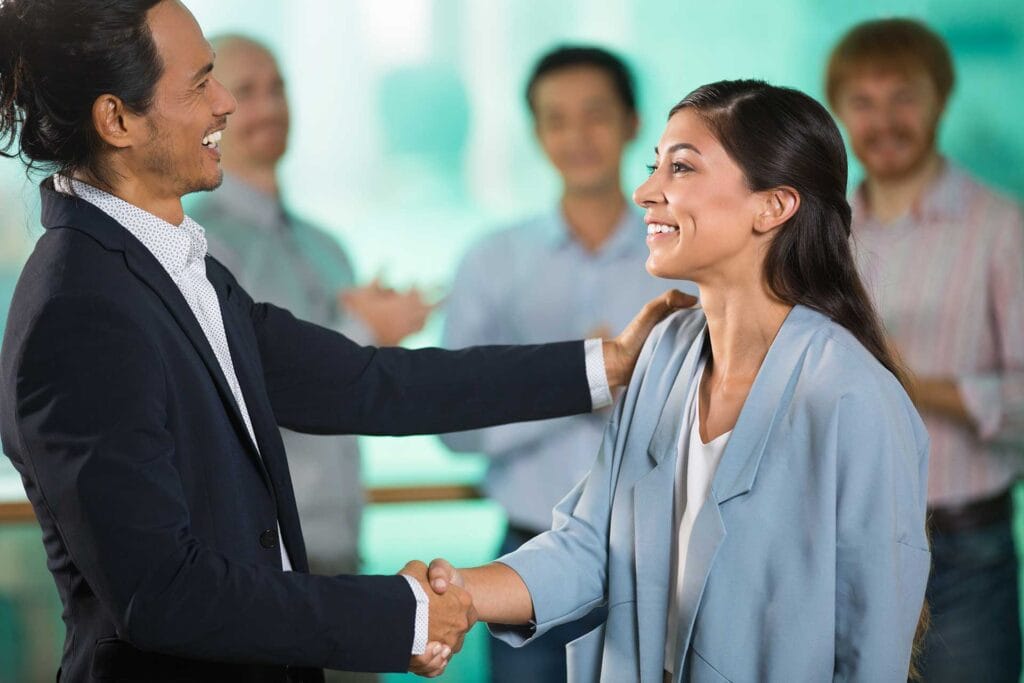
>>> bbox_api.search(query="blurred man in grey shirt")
[188,36,431,655]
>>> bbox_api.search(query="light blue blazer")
[492,305,930,682]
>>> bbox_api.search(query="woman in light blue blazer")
[419,80,930,682]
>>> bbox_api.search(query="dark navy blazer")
[0,180,592,682]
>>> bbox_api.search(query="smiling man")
[0,2,688,681]
[827,19,1024,682]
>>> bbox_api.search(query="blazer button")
[259,528,278,549]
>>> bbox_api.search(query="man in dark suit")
[0,1,688,681]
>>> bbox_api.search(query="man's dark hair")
[0,0,164,186]
[525,45,637,115]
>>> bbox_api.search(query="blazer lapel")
[669,305,820,674]
[710,305,818,504]
[39,183,275,490]
[634,323,707,682]
[217,281,310,571]
[122,240,273,490]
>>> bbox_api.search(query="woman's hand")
[427,557,464,594]
[408,642,451,678]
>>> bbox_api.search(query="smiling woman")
[423,80,931,682]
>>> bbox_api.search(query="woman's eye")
[672,162,691,173]
[646,164,657,175]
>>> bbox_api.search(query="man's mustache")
[863,127,917,147]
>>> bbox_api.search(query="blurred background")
[1,0,1022,680]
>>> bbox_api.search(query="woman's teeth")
[202,131,222,148]
[647,223,679,235]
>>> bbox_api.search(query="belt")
[506,523,545,540]
[928,488,1013,535]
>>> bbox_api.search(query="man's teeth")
[202,131,222,147]
[647,223,679,235]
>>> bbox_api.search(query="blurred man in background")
[188,35,432,682]
[441,45,695,682]
[828,19,1024,682]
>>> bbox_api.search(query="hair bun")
[0,0,29,160]
[0,0,26,81]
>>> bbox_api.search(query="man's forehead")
[841,63,932,92]
[148,0,213,74]
[213,40,281,78]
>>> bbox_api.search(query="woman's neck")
[699,280,792,383]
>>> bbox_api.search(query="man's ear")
[754,186,800,234]
[90,94,143,150]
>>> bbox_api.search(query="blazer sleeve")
[488,314,675,646]
[12,294,417,672]
[488,403,622,645]
[833,388,931,682]
[230,275,595,436]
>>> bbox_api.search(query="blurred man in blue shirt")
[441,46,696,682]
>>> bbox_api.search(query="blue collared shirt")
[441,207,696,531]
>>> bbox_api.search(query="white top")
[665,355,732,674]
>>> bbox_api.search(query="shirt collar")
[54,175,207,277]
[851,158,968,229]
[211,172,289,234]
[543,204,646,259]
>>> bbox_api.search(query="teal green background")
[0,1,1023,681]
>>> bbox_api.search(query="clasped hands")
[401,558,469,678]
[399,290,698,676]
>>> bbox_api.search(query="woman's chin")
[645,258,688,281]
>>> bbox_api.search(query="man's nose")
[212,77,237,117]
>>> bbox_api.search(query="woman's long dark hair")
[671,79,907,386]
[672,80,926,677]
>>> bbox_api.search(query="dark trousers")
[919,503,1022,682]
[490,526,607,683]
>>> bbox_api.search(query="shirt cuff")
[584,338,613,410]
[401,574,429,655]
[958,374,1003,440]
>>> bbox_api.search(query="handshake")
[401,558,470,678]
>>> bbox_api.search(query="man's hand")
[905,375,970,423]
[400,560,477,654]
[603,289,698,387]
[339,281,434,346]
